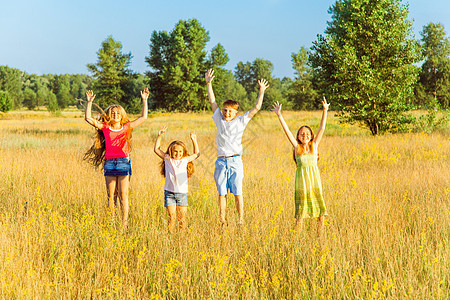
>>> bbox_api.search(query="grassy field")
[0,109,448,299]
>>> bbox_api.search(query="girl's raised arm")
[84,90,104,129]
[154,126,167,159]
[187,131,200,162]
[313,96,330,146]
[130,88,149,129]
[272,102,298,148]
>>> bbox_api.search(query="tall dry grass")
[0,110,448,298]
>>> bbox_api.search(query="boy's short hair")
[222,100,239,111]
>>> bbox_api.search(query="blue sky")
[1,0,449,78]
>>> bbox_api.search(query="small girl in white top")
[154,126,200,233]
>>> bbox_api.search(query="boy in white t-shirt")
[205,69,269,226]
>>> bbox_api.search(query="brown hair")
[160,141,194,178]
[83,105,132,168]
[293,125,319,165]
[222,100,239,111]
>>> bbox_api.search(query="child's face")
[222,106,238,121]
[171,145,184,160]
[298,127,312,144]
[110,107,122,124]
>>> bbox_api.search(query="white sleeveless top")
[164,156,189,193]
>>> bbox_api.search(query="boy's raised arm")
[205,69,219,112]
[247,79,269,119]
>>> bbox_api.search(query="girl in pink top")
[154,126,200,233]
[84,89,149,230]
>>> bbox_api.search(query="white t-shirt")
[212,108,251,157]
[164,156,189,193]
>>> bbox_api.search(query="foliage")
[415,22,450,109]
[0,65,23,108]
[87,36,136,110]
[0,91,13,112]
[235,58,287,110]
[286,47,319,110]
[146,19,226,111]
[310,0,420,135]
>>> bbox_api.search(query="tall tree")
[235,58,286,110]
[310,0,420,135]
[0,66,23,108]
[415,22,450,108]
[146,19,227,111]
[286,47,319,110]
[87,36,135,109]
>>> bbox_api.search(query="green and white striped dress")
[294,154,327,218]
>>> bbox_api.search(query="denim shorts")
[104,157,132,177]
[214,156,244,195]
[164,190,189,207]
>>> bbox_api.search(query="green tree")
[235,58,286,110]
[146,19,227,111]
[22,87,37,110]
[286,47,319,110]
[415,22,450,108]
[0,66,23,108]
[0,91,13,112]
[47,91,59,113]
[310,0,420,135]
[87,36,136,109]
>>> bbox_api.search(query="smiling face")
[297,126,313,144]
[222,105,238,121]
[110,107,122,124]
[171,144,185,160]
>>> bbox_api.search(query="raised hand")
[190,131,197,142]
[205,69,215,84]
[258,79,269,92]
[158,125,168,136]
[322,96,330,111]
[141,88,150,101]
[86,90,96,102]
[271,101,282,116]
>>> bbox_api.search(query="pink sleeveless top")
[102,123,131,159]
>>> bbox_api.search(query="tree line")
[1,0,449,135]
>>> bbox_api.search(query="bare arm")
[313,96,330,146]
[205,69,219,112]
[154,126,167,159]
[247,79,269,119]
[84,90,103,129]
[272,102,298,148]
[187,131,200,162]
[130,88,149,129]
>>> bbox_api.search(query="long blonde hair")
[293,125,319,165]
[160,141,194,178]
[84,105,132,168]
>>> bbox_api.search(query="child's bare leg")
[117,175,130,229]
[177,206,188,232]
[317,216,325,237]
[234,195,244,225]
[166,206,177,233]
[105,176,118,217]
[218,195,227,225]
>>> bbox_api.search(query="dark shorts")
[104,157,132,177]
[164,190,189,207]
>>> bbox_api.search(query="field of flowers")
[0,110,448,298]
